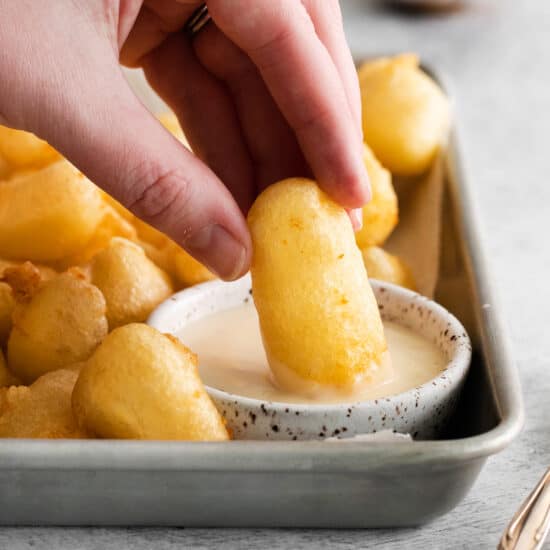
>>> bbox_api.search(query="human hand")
[0,0,369,279]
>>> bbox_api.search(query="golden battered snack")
[2,261,45,302]
[90,237,173,329]
[7,269,108,383]
[132,217,214,288]
[361,246,416,291]
[355,144,398,248]
[0,259,58,283]
[0,349,20,387]
[0,160,104,261]
[132,216,169,248]
[0,282,14,346]
[0,125,60,170]
[0,154,10,179]
[0,369,89,438]
[248,178,387,390]
[359,54,450,175]
[72,323,229,441]
[55,205,137,269]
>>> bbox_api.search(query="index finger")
[206,0,370,208]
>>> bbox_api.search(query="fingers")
[300,0,363,139]
[120,2,192,66]
[142,32,256,213]
[193,24,309,191]
[37,63,251,280]
[207,0,370,208]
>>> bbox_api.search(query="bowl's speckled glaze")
[148,274,471,440]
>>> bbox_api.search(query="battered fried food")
[359,54,450,175]
[0,154,10,179]
[2,261,44,302]
[0,125,60,170]
[355,144,398,248]
[247,178,387,390]
[0,369,89,438]
[55,204,138,269]
[0,349,20,387]
[0,259,57,283]
[0,160,104,261]
[361,246,416,291]
[132,218,214,288]
[0,282,14,346]
[90,237,173,329]
[72,323,229,441]
[7,269,108,383]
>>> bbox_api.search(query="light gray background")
[2,0,549,548]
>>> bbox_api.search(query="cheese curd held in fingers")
[72,323,229,441]
[247,178,388,395]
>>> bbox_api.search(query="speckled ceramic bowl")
[148,274,471,441]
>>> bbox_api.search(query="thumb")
[33,67,251,281]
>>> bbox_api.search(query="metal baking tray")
[0,66,524,527]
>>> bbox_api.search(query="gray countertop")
[2,1,549,548]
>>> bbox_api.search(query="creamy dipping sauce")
[177,303,446,404]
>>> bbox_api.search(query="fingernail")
[349,208,363,231]
[185,224,247,280]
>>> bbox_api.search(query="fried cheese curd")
[0,348,20,387]
[361,246,416,291]
[0,282,14,346]
[0,125,60,171]
[72,323,229,441]
[90,237,173,329]
[0,154,10,179]
[132,217,215,288]
[355,144,398,248]
[359,54,450,176]
[55,204,137,270]
[248,178,388,394]
[0,261,58,347]
[0,160,104,261]
[7,268,108,383]
[0,369,89,438]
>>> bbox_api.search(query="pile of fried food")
[0,54,449,441]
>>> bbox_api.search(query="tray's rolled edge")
[443,124,525,448]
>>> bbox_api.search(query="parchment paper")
[385,157,444,299]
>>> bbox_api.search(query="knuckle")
[294,105,334,137]
[128,164,193,232]
[247,8,314,68]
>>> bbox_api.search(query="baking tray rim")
[0,65,524,474]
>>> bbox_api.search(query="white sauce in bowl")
[177,303,446,405]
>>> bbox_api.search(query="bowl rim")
[148,274,472,412]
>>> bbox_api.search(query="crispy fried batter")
[0,369,90,438]
[248,178,387,389]
[72,323,229,441]
[7,270,108,383]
